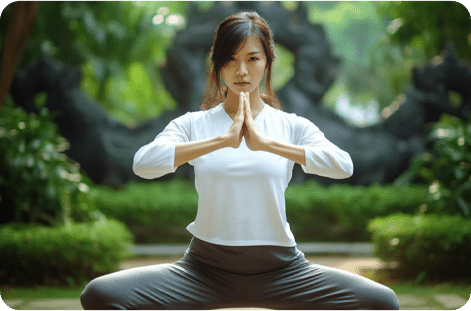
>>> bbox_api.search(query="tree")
[0,2,39,105]
[376,1,470,62]
[2,1,189,125]
[368,1,470,111]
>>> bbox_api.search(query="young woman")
[81,12,399,310]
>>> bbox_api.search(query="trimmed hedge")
[93,179,428,243]
[93,180,198,244]
[0,219,133,286]
[368,213,471,281]
[285,181,427,241]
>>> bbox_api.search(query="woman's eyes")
[229,57,259,62]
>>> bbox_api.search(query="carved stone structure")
[9,3,471,186]
[10,54,188,186]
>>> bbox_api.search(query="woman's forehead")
[234,36,264,56]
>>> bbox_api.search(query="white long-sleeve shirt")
[133,103,353,247]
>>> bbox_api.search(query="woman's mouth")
[234,82,250,87]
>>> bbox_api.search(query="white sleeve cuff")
[302,147,353,179]
[132,141,178,179]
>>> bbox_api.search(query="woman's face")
[221,36,267,96]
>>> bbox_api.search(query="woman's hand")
[242,92,268,151]
[222,92,246,148]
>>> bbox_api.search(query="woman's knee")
[80,277,121,310]
[379,286,400,310]
[360,283,399,310]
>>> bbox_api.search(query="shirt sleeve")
[293,116,353,179]
[133,112,192,179]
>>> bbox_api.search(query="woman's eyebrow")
[232,51,261,58]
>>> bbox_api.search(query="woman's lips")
[234,82,250,86]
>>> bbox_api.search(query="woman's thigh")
[80,260,235,310]
[247,258,399,310]
[80,252,399,310]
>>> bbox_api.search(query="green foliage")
[368,213,471,282]
[93,179,427,243]
[92,179,198,244]
[376,1,471,63]
[0,219,133,286]
[18,1,185,126]
[306,1,394,112]
[285,181,427,242]
[397,114,471,217]
[0,103,96,226]
[370,1,471,108]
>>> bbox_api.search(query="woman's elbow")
[342,164,354,178]
[132,162,176,180]
[340,154,354,178]
[328,154,353,179]
[132,164,153,179]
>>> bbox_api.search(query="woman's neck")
[223,88,265,119]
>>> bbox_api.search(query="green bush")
[368,213,471,281]
[286,181,428,241]
[396,114,471,217]
[93,179,427,243]
[93,180,198,243]
[0,219,133,286]
[0,103,95,225]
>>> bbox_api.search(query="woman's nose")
[236,62,248,76]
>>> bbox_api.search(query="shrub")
[285,181,427,241]
[0,103,95,225]
[368,213,471,281]
[93,179,427,243]
[92,180,198,243]
[396,113,471,217]
[0,219,133,286]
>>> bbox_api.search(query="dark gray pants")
[81,237,399,309]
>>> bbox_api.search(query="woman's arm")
[174,92,245,167]
[259,139,306,166]
[174,135,227,167]
[134,93,246,178]
[242,93,352,179]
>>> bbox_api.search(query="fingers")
[236,92,245,120]
[243,92,254,123]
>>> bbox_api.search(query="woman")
[81,12,399,310]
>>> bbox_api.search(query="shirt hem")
[188,232,297,248]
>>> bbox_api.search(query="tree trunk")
[0,1,39,105]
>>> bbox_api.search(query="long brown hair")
[200,11,282,110]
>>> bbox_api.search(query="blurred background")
[0,1,470,309]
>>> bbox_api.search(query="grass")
[1,285,83,300]
[361,268,471,309]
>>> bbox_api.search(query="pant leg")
[80,258,237,310]
[81,238,399,310]
[245,255,399,310]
